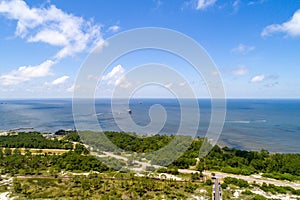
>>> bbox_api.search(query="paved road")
[213,178,221,200]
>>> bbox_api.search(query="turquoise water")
[0,99,299,153]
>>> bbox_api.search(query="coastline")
[1,98,300,153]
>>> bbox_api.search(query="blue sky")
[0,0,300,98]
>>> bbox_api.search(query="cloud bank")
[0,0,103,86]
[0,60,54,85]
[0,0,103,59]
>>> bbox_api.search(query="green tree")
[13,181,22,193]
[4,148,11,156]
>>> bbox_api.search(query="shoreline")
[1,128,300,154]
[1,129,300,155]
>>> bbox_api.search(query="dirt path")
[203,170,300,190]
[93,150,300,190]
[7,148,69,155]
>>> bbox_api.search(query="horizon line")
[1,97,300,100]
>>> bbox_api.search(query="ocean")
[0,98,299,153]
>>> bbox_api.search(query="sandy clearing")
[0,192,10,200]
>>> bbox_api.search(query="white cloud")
[91,39,108,53]
[179,82,186,86]
[232,66,249,76]
[46,75,69,85]
[0,0,104,87]
[196,0,217,10]
[164,83,173,88]
[250,74,265,83]
[87,74,97,80]
[0,0,103,59]
[115,77,132,88]
[28,29,69,46]
[233,0,239,7]
[231,44,255,54]
[232,0,240,12]
[67,84,80,92]
[248,0,266,6]
[211,69,219,76]
[101,65,132,88]
[262,9,300,37]
[67,85,75,92]
[107,25,120,33]
[0,60,54,85]
[102,65,125,82]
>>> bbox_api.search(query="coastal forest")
[1,131,300,199]
[1,131,300,181]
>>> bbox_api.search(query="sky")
[0,0,300,98]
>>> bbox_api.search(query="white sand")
[0,192,10,200]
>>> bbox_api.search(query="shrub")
[253,194,267,200]
[242,189,252,195]
[205,179,212,185]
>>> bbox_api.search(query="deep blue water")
[0,99,299,153]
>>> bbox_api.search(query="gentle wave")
[226,120,251,124]
[226,120,267,124]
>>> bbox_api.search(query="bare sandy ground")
[0,192,10,200]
